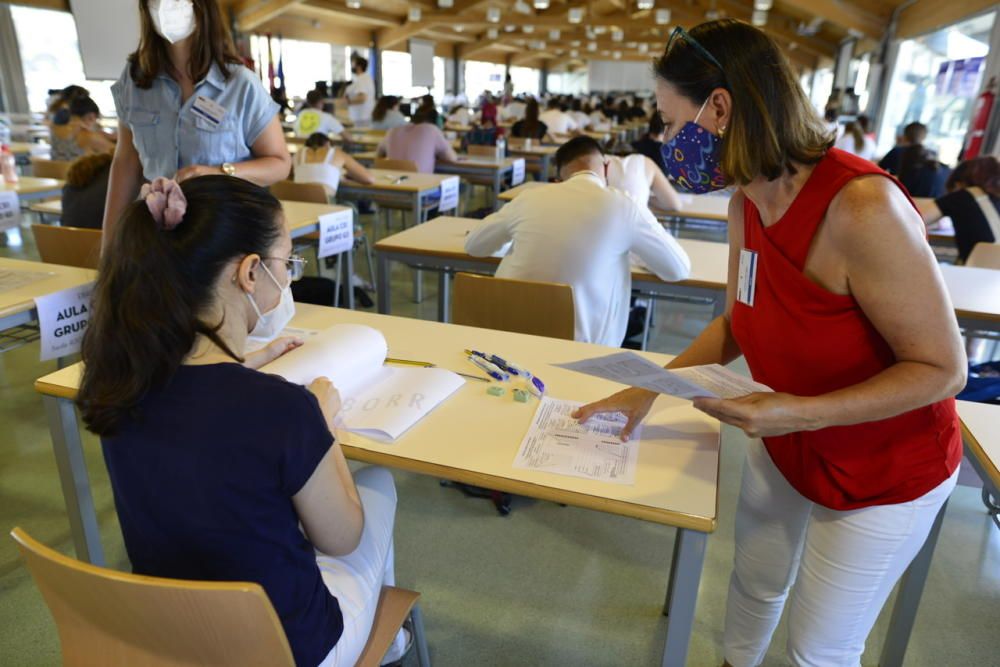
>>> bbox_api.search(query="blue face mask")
[660,99,727,194]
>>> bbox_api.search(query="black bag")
[957,361,1000,404]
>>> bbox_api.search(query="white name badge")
[34,281,95,361]
[191,95,227,128]
[318,209,354,259]
[511,158,526,186]
[737,248,758,307]
[0,190,20,231]
[439,176,460,212]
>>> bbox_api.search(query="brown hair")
[844,121,865,153]
[65,153,113,188]
[518,98,542,138]
[372,95,399,122]
[654,19,832,185]
[128,0,242,89]
[78,176,283,436]
[947,156,1000,197]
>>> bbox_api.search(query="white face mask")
[148,0,196,44]
[246,262,295,342]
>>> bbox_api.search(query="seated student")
[568,100,591,130]
[77,175,409,667]
[879,121,928,175]
[46,84,90,126]
[465,136,690,347]
[500,96,527,123]
[921,155,1000,263]
[61,153,113,230]
[446,104,474,127]
[510,99,548,141]
[293,133,375,196]
[631,113,669,175]
[376,105,457,173]
[539,99,579,135]
[463,105,504,148]
[834,120,877,161]
[886,140,951,198]
[50,95,116,162]
[295,90,347,139]
[589,104,611,130]
[606,152,682,212]
[370,95,407,131]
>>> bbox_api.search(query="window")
[547,70,587,95]
[249,35,332,101]
[878,10,995,164]
[464,60,506,99]
[10,6,114,114]
[380,51,446,101]
[509,66,539,97]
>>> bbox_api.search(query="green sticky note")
[487,386,506,396]
[513,389,529,403]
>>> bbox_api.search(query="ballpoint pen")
[385,357,490,382]
[467,355,509,381]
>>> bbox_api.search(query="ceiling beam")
[378,21,429,50]
[774,0,884,39]
[301,0,400,28]
[234,0,305,31]
[896,0,997,40]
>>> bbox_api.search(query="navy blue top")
[102,363,340,667]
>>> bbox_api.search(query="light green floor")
[2,195,999,666]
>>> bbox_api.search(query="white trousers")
[317,466,405,667]
[723,440,957,667]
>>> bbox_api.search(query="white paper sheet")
[33,281,95,361]
[261,324,464,441]
[513,397,639,485]
[318,209,353,259]
[554,352,770,400]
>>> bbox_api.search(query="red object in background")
[963,83,995,161]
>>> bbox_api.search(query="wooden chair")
[30,157,73,180]
[11,527,430,667]
[966,242,1000,269]
[467,144,501,159]
[452,272,575,340]
[31,224,101,270]
[374,157,419,172]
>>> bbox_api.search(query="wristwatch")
[221,162,236,177]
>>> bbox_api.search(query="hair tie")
[139,177,187,230]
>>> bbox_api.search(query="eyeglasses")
[263,254,308,282]
[666,26,726,76]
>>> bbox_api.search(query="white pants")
[317,466,405,667]
[724,440,957,667]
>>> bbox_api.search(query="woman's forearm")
[102,156,143,246]
[231,155,291,186]
[665,314,742,370]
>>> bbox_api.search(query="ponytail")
[78,176,282,436]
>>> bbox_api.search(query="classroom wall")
[587,60,654,94]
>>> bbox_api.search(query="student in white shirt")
[344,55,375,127]
[446,105,474,127]
[568,99,591,130]
[606,153,683,211]
[465,136,690,347]
[539,99,579,135]
[834,121,877,161]
[501,98,527,122]
[294,91,346,139]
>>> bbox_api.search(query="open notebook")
[261,324,464,442]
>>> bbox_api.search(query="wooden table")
[941,264,1000,335]
[958,400,1000,529]
[335,169,458,231]
[0,257,94,350]
[0,176,63,202]
[34,303,721,667]
[506,144,558,182]
[374,215,730,333]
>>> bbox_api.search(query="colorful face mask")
[660,99,727,194]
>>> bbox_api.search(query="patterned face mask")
[660,98,727,194]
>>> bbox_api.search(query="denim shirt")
[112,62,279,180]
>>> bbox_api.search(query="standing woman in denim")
[102,0,291,241]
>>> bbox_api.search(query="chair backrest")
[31,224,102,269]
[11,527,295,667]
[269,179,329,204]
[452,272,576,340]
[31,158,73,180]
[966,242,1000,269]
[375,158,419,172]
[467,144,500,158]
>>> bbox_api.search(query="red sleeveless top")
[730,148,961,510]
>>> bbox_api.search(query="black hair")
[306,90,323,107]
[69,95,100,118]
[648,112,666,136]
[305,132,331,149]
[78,176,284,436]
[352,54,368,71]
[555,136,604,172]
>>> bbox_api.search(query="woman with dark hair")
[370,95,406,130]
[61,153,113,229]
[879,121,950,197]
[921,155,1000,262]
[78,175,409,667]
[293,132,375,196]
[833,120,875,160]
[103,0,291,242]
[50,95,116,162]
[376,104,457,173]
[510,98,548,141]
[575,19,964,666]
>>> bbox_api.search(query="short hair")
[69,95,100,118]
[648,112,665,136]
[352,55,368,71]
[947,156,1000,197]
[306,90,323,107]
[856,114,871,133]
[412,104,438,125]
[555,136,604,172]
[547,99,561,109]
[903,122,927,145]
[305,132,331,149]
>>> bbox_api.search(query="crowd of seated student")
[376,104,457,173]
[538,99,580,135]
[294,90,347,139]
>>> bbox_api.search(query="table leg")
[879,498,949,667]
[493,170,502,210]
[43,395,105,566]
[437,271,451,323]
[541,155,551,182]
[376,253,392,315]
[661,528,707,667]
[345,248,355,310]
[412,192,423,304]
[641,298,655,351]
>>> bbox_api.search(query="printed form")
[513,397,639,485]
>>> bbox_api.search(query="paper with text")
[318,209,353,259]
[513,397,639,485]
[34,281,94,361]
[554,352,771,400]
[439,176,460,212]
[262,324,464,441]
[511,158,526,186]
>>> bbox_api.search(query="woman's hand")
[243,336,303,370]
[692,392,822,438]
[175,164,217,182]
[572,388,657,441]
[308,377,343,433]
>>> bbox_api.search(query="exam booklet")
[261,324,464,441]
[554,351,771,400]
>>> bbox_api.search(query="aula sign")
[34,282,94,361]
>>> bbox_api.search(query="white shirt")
[539,109,579,134]
[345,72,375,125]
[294,108,344,138]
[606,154,652,205]
[500,101,527,122]
[293,146,340,194]
[447,108,474,126]
[834,133,877,161]
[569,111,591,129]
[465,172,690,346]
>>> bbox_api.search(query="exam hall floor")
[1,205,999,667]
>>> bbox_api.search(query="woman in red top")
[575,20,965,666]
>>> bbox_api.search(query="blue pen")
[465,349,521,375]
[467,355,508,381]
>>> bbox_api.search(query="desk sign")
[439,176,460,212]
[511,158,526,186]
[0,191,20,231]
[34,281,95,361]
[318,209,353,259]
